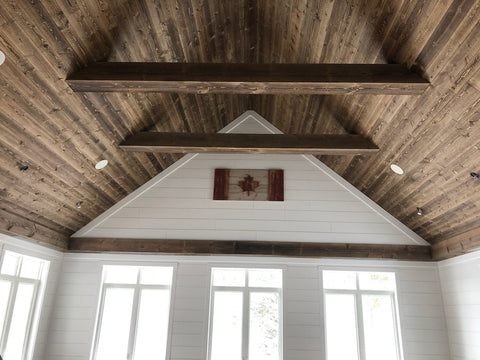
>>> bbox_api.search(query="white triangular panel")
[73,111,428,245]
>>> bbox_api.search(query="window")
[323,271,402,360]
[92,265,174,360]
[0,251,49,360]
[208,268,282,360]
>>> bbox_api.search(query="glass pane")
[362,295,399,360]
[1,252,20,276]
[4,282,35,360]
[20,257,43,280]
[248,269,282,288]
[359,272,395,291]
[249,292,280,360]
[134,289,171,360]
[212,268,245,287]
[95,288,135,360]
[140,267,173,286]
[0,280,12,339]
[325,294,359,360]
[210,291,243,360]
[104,266,138,284]
[323,271,357,290]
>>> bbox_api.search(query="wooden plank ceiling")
[0,0,479,259]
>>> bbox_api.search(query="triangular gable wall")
[73,111,428,246]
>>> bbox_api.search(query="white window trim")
[0,251,49,360]
[323,271,403,360]
[91,265,174,360]
[207,268,284,360]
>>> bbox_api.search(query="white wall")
[438,251,480,360]
[45,253,450,360]
[0,234,64,360]
[74,112,427,246]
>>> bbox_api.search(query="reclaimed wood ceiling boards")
[0,0,479,259]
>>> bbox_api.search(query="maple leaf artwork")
[238,174,260,196]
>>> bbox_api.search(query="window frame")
[0,251,49,360]
[322,270,403,360]
[207,267,284,360]
[91,265,175,360]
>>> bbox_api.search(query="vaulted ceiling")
[0,0,479,259]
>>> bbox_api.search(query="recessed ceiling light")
[0,50,5,66]
[390,164,404,175]
[95,159,108,170]
[76,201,83,209]
[416,207,424,216]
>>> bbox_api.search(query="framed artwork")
[213,169,284,201]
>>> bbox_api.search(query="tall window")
[0,251,49,360]
[92,265,174,360]
[208,268,282,360]
[323,270,402,360]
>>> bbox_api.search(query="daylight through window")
[92,265,174,360]
[208,268,283,360]
[323,270,402,360]
[0,251,49,360]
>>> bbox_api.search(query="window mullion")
[21,282,40,360]
[391,294,402,360]
[356,291,366,360]
[243,288,249,360]
[0,279,18,355]
[16,254,23,276]
[207,285,216,360]
[0,274,39,284]
[1,253,23,355]
[355,274,366,360]
[127,283,141,360]
[92,287,108,360]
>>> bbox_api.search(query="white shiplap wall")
[44,253,451,360]
[73,111,428,246]
[438,251,480,360]
[0,234,64,360]
[45,258,102,360]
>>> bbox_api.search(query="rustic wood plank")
[0,208,68,250]
[67,63,429,94]
[68,237,432,261]
[213,169,229,200]
[268,169,284,201]
[431,228,480,260]
[120,132,379,155]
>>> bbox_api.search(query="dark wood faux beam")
[67,63,429,95]
[69,238,432,261]
[120,132,379,155]
[0,208,68,250]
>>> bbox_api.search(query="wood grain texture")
[268,169,284,201]
[67,63,429,94]
[0,208,68,250]
[68,237,432,261]
[431,228,480,260]
[0,0,478,258]
[120,132,379,155]
[213,169,229,200]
